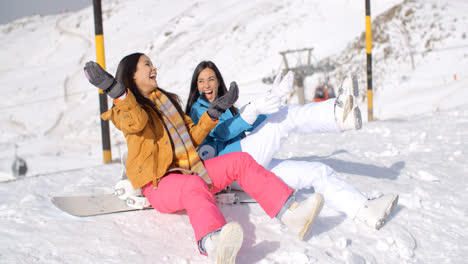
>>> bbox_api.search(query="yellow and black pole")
[365,0,375,121]
[93,0,112,163]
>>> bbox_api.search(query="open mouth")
[203,90,215,102]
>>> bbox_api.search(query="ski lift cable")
[0,89,96,111]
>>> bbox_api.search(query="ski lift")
[262,48,337,104]
[11,144,27,177]
[12,156,27,177]
[313,87,328,102]
[314,83,336,102]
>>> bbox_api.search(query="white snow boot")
[113,179,150,209]
[204,222,244,264]
[354,194,399,230]
[280,193,324,240]
[335,75,362,130]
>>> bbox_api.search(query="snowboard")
[52,151,256,217]
[52,190,256,217]
[214,189,256,204]
[51,193,148,217]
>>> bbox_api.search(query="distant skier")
[185,60,398,231]
[84,53,324,263]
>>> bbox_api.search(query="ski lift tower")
[263,48,335,105]
[279,48,314,104]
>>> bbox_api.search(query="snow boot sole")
[216,222,243,264]
[375,194,399,230]
[298,194,324,240]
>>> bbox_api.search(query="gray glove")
[207,82,239,119]
[84,61,126,98]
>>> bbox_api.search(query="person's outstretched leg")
[240,75,362,167]
[240,99,339,167]
[205,152,324,239]
[204,151,294,218]
[267,159,367,218]
[268,159,399,229]
[141,174,226,242]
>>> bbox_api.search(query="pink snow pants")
[141,151,293,243]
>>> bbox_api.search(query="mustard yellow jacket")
[101,90,218,189]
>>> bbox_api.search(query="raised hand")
[84,61,125,98]
[207,81,239,119]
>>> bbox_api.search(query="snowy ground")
[1,0,467,263]
[2,107,467,264]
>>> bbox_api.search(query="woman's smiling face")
[134,55,158,98]
[197,67,219,103]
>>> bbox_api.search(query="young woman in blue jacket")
[185,61,399,230]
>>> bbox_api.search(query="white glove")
[270,71,294,98]
[240,93,280,125]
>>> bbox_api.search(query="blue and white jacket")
[189,94,267,158]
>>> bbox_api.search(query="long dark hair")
[185,61,238,116]
[115,52,185,118]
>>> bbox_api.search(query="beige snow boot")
[355,194,399,230]
[280,193,324,240]
[335,75,362,130]
[204,222,244,264]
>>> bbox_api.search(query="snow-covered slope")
[321,0,468,119]
[1,106,467,263]
[0,0,467,263]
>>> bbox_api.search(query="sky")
[0,0,467,263]
[0,0,91,24]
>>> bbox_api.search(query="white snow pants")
[266,159,366,218]
[241,99,340,167]
[239,99,367,217]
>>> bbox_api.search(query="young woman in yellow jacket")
[84,53,324,263]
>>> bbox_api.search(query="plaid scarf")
[151,90,212,187]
